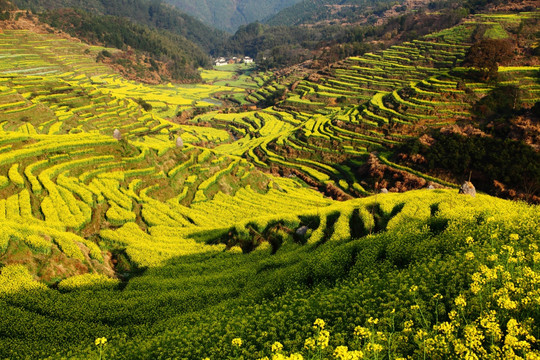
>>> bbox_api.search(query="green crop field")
[0,8,539,360]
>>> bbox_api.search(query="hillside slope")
[210,11,540,202]
[266,0,405,27]
[265,0,538,26]
[39,8,212,83]
[1,190,539,359]
[11,0,228,52]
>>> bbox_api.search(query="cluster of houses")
[214,56,254,66]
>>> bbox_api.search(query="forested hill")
[38,9,212,83]
[266,0,401,27]
[162,0,303,33]
[11,0,227,53]
[265,0,539,26]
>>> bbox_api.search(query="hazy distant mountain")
[162,0,303,32]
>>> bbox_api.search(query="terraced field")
[1,12,539,273]
[215,11,540,195]
[0,27,343,278]
[0,8,539,360]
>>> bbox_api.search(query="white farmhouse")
[214,57,228,66]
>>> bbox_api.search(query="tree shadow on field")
[366,202,405,233]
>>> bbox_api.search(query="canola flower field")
[0,10,539,360]
[1,190,539,359]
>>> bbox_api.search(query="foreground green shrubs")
[0,190,538,359]
[231,231,540,360]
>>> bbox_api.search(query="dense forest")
[40,9,211,82]
[265,0,537,26]
[11,0,227,52]
[266,0,402,27]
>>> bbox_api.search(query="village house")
[214,57,227,66]
[214,56,254,66]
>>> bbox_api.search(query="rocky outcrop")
[459,181,476,197]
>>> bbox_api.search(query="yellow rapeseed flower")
[271,342,283,353]
[525,352,540,360]
[304,337,316,350]
[317,330,330,349]
[313,318,325,329]
[453,339,467,355]
[479,310,502,342]
[464,324,484,351]
[288,353,304,360]
[455,295,467,308]
[414,329,427,341]
[333,345,349,360]
[95,337,107,346]
[471,282,483,294]
[466,236,474,245]
[347,350,364,360]
[487,254,499,262]
[232,338,243,347]
[509,233,519,241]
[409,285,418,293]
[403,320,414,333]
[367,343,383,353]
[354,326,370,338]
[465,252,475,261]
[496,289,517,310]
[436,321,454,335]
[367,317,379,325]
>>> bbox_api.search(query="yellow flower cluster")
[354,326,370,339]
[272,342,283,353]
[95,337,107,346]
[454,294,467,308]
[317,330,330,349]
[268,353,304,360]
[304,337,316,350]
[333,346,363,360]
[313,318,325,329]
[231,338,242,347]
